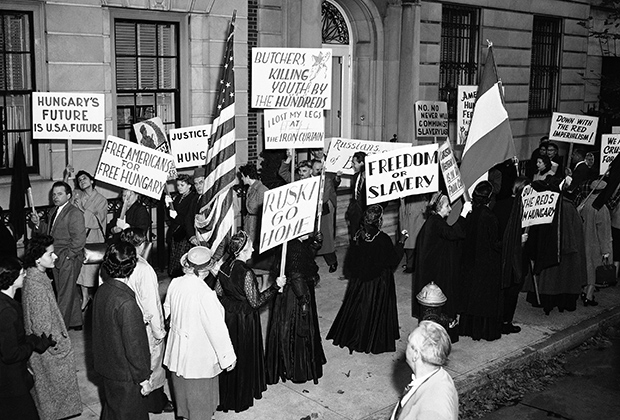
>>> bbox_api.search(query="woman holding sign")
[166,174,197,277]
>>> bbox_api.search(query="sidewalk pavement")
[68,247,620,420]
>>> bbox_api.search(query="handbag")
[595,256,617,288]
[83,216,108,265]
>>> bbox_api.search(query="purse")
[83,217,108,265]
[595,256,617,288]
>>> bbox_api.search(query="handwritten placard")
[96,135,175,200]
[264,109,325,150]
[365,144,438,205]
[600,134,620,175]
[260,176,321,253]
[457,86,477,145]
[438,140,465,203]
[169,124,212,169]
[32,92,105,140]
[251,48,332,109]
[415,101,449,138]
[521,185,559,228]
[324,138,410,175]
[548,112,599,145]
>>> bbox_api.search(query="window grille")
[528,16,561,117]
[322,1,349,45]
[114,20,179,141]
[440,4,479,119]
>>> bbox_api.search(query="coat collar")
[104,278,137,299]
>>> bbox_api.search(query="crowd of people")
[1,139,616,420]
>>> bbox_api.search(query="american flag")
[196,14,236,255]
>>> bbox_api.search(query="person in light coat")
[164,246,237,420]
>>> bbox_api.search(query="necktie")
[355,172,365,201]
[393,382,414,420]
[48,209,58,234]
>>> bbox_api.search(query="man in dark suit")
[31,181,86,330]
[390,321,458,420]
[345,151,367,241]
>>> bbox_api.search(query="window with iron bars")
[0,10,37,174]
[528,16,561,117]
[439,4,479,120]
[114,19,180,141]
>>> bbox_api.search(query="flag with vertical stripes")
[448,44,516,222]
[195,13,236,256]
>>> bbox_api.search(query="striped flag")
[9,139,31,241]
[195,14,236,256]
[449,45,516,222]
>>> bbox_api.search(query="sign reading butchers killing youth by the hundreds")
[251,48,332,109]
[264,109,324,150]
[169,124,212,169]
[365,144,439,205]
[521,185,559,228]
[324,138,411,176]
[96,135,175,200]
[415,101,448,138]
[600,134,620,175]
[438,140,465,203]
[548,112,599,145]
[32,92,105,140]
[260,176,321,253]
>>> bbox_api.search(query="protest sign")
[548,112,598,145]
[457,86,477,145]
[438,140,465,203]
[169,124,212,169]
[365,143,438,205]
[601,134,620,175]
[264,108,324,150]
[96,135,175,200]
[521,185,559,228]
[324,138,410,175]
[415,101,448,139]
[32,92,105,140]
[134,117,170,153]
[251,47,332,109]
[260,176,321,253]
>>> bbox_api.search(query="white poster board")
[32,92,105,140]
[264,109,324,149]
[415,101,449,139]
[169,124,212,169]
[365,143,438,205]
[548,112,599,145]
[600,134,620,175]
[96,135,175,200]
[260,176,321,253]
[251,47,332,109]
[324,138,411,175]
[438,140,465,203]
[521,185,559,228]
[457,86,477,145]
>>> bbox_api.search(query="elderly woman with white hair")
[163,246,237,420]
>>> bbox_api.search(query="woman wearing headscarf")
[458,181,503,341]
[327,204,407,354]
[166,174,198,277]
[164,246,236,420]
[265,233,326,385]
[215,231,285,412]
[22,235,82,420]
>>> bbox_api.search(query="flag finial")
[486,39,493,48]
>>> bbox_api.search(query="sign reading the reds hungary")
[521,185,559,228]
[32,92,105,140]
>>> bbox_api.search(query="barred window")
[322,0,349,45]
[0,10,36,173]
[114,20,179,141]
[440,5,479,119]
[528,16,561,117]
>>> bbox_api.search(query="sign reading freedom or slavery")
[260,176,321,253]
[324,138,411,175]
[32,92,105,140]
[548,112,599,145]
[264,108,325,149]
[251,47,332,109]
[169,124,212,169]
[600,134,620,175]
[415,101,448,138]
[365,143,438,205]
[96,135,175,200]
[521,185,559,228]
[438,140,465,203]
[457,86,477,145]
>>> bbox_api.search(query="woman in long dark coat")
[167,174,198,277]
[216,231,284,412]
[265,235,326,385]
[459,181,504,341]
[412,192,467,324]
[327,204,406,354]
